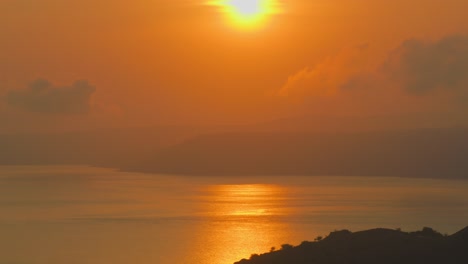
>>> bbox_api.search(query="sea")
[1,166,467,264]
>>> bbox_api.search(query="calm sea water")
[1,166,467,264]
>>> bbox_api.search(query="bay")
[0,166,467,264]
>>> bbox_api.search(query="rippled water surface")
[1,166,467,264]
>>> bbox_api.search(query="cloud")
[278,46,373,99]
[278,35,468,115]
[6,79,96,114]
[382,35,468,94]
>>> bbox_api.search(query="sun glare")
[209,0,280,29]
[228,0,264,16]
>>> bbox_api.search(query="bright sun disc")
[228,0,265,17]
[209,0,280,29]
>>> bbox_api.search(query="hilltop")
[235,226,468,264]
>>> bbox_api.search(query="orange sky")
[1,0,468,132]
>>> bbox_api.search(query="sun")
[227,0,265,17]
[208,0,280,29]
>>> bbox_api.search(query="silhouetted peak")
[356,228,401,236]
[324,229,352,241]
[451,226,468,241]
[410,226,444,238]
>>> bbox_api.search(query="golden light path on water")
[184,184,292,264]
[206,184,285,216]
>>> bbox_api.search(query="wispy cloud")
[6,79,96,115]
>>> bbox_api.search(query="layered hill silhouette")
[128,127,468,178]
[0,126,194,167]
[235,226,468,264]
[2,125,468,179]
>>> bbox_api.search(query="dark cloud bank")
[283,34,468,112]
[6,79,95,114]
[383,35,468,94]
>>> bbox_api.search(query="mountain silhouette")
[129,128,468,179]
[235,226,468,264]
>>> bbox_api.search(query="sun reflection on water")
[206,184,286,216]
[186,184,292,264]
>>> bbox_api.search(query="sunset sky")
[2,3,468,264]
[1,0,468,132]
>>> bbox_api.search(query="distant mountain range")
[0,126,195,167]
[1,123,468,179]
[127,127,468,179]
[235,226,468,264]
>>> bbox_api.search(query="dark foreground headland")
[235,226,468,264]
